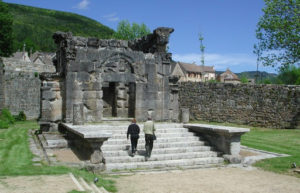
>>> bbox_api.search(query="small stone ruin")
[40,27,180,131]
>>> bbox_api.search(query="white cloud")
[102,13,119,22]
[173,53,258,72]
[74,0,90,10]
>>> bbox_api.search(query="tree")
[276,65,300,85]
[255,0,300,70]
[198,33,205,66]
[240,74,249,84]
[0,0,14,57]
[113,20,151,40]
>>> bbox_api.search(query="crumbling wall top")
[52,27,174,53]
[129,27,174,53]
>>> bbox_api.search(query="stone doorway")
[102,82,136,118]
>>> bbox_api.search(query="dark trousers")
[130,136,138,153]
[145,134,154,157]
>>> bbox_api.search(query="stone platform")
[184,124,250,163]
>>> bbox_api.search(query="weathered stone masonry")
[179,82,300,129]
[0,56,55,119]
[40,28,180,131]
[0,59,42,119]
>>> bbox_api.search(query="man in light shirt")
[143,117,156,160]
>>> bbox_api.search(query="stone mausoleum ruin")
[40,27,179,131]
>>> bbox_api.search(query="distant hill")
[7,3,115,53]
[236,71,277,80]
[216,71,277,80]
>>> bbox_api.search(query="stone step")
[105,136,201,145]
[40,133,68,149]
[105,151,218,163]
[106,157,224,171]
[108,132,196,139]
[102,141,205,151]
[103,146,213,157]
[87,123,183,130]
[96,127,190,134]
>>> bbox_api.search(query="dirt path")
[0,174,77,193]
[116,167,300,193]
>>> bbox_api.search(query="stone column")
[181,108,189,123]
[116,83,127,117]
[73,103,84,125]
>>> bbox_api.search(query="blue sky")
[4,0,277,73]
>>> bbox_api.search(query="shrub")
[240,74,249,83]
[14,111,27,121]
[0,120,9,129]
[0,108,15,124]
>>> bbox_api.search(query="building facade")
[171,62,215,82]
[40,28,180,131]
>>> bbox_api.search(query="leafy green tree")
[255,0,300,70]
[113,20,151,40]
[0,0,14,57]
[240,74,249,83]
[276,65,300,85]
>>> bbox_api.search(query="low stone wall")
[179,82,300,129]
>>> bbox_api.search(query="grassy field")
[190,120,300,177]
[0,121,117,192]
[1,120,299,192]
[242,127,300,176]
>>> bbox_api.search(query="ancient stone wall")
[0,56,55,119]
[40,28,179,130]
[179,82,300,129]
[2,71,41,119]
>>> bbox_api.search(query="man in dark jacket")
[127,118,140,156]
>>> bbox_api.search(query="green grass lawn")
[190,120,300,177]
[0,121,117,192]
[241,127,300,177]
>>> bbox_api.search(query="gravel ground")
[1,167,300,193]
[115,167,300,193]
[0,175,77,193]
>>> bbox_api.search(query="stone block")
[84,99,99,111]
[117,108,128,117]
[73,103,84,125]
[42,90,56,100]
[117,90,127,100]
[117,100,124,108]
[83,91,97,99]
[87,38,100,48]
[96,91,103,99]
[86,48,100,62]
[49,100,62,122]
[181,108,189,123]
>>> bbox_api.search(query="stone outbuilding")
[217,68,240,84]
[171,62,215,82]
[40,27,180,131]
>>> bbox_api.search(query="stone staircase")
[100,123,224,172]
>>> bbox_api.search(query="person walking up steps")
[127,118,140,157]
[143,117,156,161]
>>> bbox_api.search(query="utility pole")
[253,44,261,84]
[199,33,205,66]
